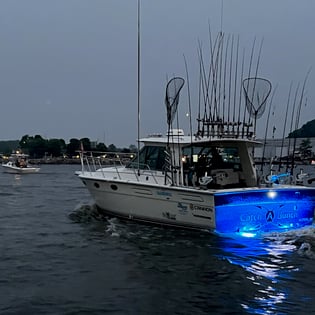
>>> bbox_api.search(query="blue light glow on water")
[215,230,315,314]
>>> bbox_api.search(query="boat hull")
[80,176,216,231]
[2,164,40,174]
[79,175,315,236]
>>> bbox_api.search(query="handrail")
[80,151,160,184]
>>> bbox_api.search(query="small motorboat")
[2,154,40,174]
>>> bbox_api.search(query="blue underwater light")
[214,188,315,236]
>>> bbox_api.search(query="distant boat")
[2,153,40,174]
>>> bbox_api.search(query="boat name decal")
[177,202,188,215]
[240,214,263,222]
[277,212,298,220]
[190,204,213,213]
[266,210,275,222]
[157,191,172,197]
[240,210,298,222]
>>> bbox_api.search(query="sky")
[0,0,315,147]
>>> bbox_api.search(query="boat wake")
[68,203,143,238]
[265,226,315,259]
[69,203,315,259]
[68,203,107,223]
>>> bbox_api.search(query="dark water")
[1,165,315,314]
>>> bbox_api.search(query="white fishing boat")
[77,29,315,237]
[77,127,315,236]
[2,153,40,174]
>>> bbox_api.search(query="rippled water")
[1,164,315,314]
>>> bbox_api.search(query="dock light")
[267,191,277,199]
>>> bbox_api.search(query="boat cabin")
[126,130,258,189]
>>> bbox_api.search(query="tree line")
[0,135,137,158]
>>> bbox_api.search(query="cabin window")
[126,146,166,171]
[182,145,244,188]
[182,146,241,171]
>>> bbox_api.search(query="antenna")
[137,0,141,175]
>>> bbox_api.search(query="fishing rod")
[278,82,292,172]
[232,36,240,134]
[242,37,256,138]
[222,34,231,129]
[216,32,225,125]
[197,43,209,136]
[291,69,311,174]
[287,83,300,174]
[227,35,234,133]
[183,55,193,143]
[211,32,224,125]
[261,86,277,173]
[197,53,202,136]
[205,31,223,131]
[207,25,224,119]
[199,33,221,136]
[183,54,194,173]
[237,48,245,137]
[251,38,264,137]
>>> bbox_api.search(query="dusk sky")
[0,0,315,147]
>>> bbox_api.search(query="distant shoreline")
[28,157,131,165]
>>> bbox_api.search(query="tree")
[19,135,48,158]
[299,138,312,158]
[30,135,48,158]
[129,144,137,152]
[96,142,107,152]
[47,139,66,157]
[19,135,30,150]
[0,140,19,155]
[107,144,117,152]
[288,119,315,138]
[67,138,81,157]
[15,134,136,158]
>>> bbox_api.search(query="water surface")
[1,164,315,314]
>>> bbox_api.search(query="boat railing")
[80,151,159,184]
[80,151,125,172]
[124,161,159,184]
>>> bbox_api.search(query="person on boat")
[19,159,27,168]
[195,153,207,185]
[183,155,193,186]
[209,147,224,169]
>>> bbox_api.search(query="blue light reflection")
[216,235,297,314]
